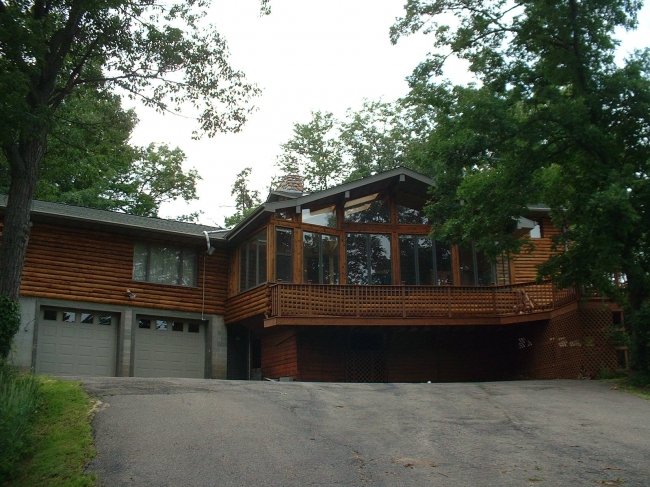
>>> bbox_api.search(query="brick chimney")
[277,174,304,194]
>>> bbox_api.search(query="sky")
[126,0,650,227]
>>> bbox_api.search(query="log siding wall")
[511,217,562,283]
[17,222,228,314]
[261,327,299,380]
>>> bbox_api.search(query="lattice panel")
[580,308,620,375]
[518,308,619,379]
[346,350,386,383]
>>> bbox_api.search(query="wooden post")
[447,286,452,317]
[552,282,556,308]
[356,284,360,317]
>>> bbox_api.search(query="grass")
[0,364,39,481]
[605,376,650,401]
[5,378,98,487]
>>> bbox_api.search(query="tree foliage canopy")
[0,86,201,217]
[393,0,650,373]
[224,167,261,228]
[276,102,420,192]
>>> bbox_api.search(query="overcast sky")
[126,0,650,227]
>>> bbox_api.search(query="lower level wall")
[9,296,227,379]
[517,306,620,379]
[261,327,299,380]
[262,326,521,383]
[258,307,621,383]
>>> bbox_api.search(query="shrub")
[0,362,40,482]
[0,295,21,360]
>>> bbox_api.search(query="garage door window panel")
[99,315,112,326]
[43,309,57,321]
[63,311,76,323]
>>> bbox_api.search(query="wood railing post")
[447,286,452,317]
[492,287,497,315]
[551,281,556,309]
[402,285,406,318]
[308,284,313,315]
[356,284,360,317]
[275,285,282,318]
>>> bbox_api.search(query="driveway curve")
[74,378,650,486]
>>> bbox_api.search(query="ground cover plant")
[3,377,97,487]
[0,362,39,481]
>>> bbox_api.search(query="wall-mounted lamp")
[126,289,137,300]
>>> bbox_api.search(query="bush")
[0,362,40,482]
[0,295,21,360]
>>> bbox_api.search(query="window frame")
[133,241,198,287]
[239,229,268,292]
[345,232,392,285]
[398,235,453,285]
[275,227,293,283]
[303,231,340,284]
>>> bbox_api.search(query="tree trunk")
[0,136,45,300]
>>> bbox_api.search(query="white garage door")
[134,317,205,378]
[36,308,118,376]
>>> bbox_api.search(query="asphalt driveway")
[75,378,650,486]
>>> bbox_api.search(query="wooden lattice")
[517,307,619,379]
[346,350,386,383]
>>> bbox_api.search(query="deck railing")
[268,281,577,319]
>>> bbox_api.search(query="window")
[396,192,429,224]
[133,242,197,287]
[399,236,453,285]
[346,233,392,285]
[239,230,267,292]
[276,227,293,283]
[43,309,57,321]
[344,193,390,223]
[303,232,340,284]
[98,315,112,326]
[458,243,508,286]
[302,205,337,227]
[275,210,293,221]
[63,311,76,323]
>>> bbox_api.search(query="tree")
[107,143,201,217]
[339,99,418,181]
[1,87,201,216]
[0,0,260,358]
[276,103,422,190]
[276,111,345,192]
[393,0,650,377]
[225,167,261,227]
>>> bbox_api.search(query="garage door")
[36,308,118,376]
[134,317,205,378]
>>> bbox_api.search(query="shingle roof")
[0,195,224,242]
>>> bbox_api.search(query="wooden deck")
[225,281,578,326]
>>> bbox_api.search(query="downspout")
[203,230,211,253]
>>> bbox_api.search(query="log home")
[2,168,625,381]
